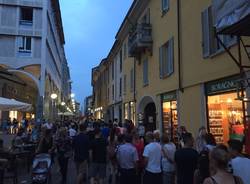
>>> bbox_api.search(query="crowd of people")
[3,117,250,184]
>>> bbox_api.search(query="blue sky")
[59,0,133,105]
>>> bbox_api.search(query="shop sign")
[206,76,240,95]
[162,91,176,102]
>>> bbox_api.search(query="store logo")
[210,81,236,92]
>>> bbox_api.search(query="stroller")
[32,154,51,184]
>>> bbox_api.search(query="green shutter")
[167,37,174,75]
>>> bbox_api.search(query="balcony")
[128,23,153,57]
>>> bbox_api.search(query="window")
[107,87,109,100]
[202,6,236,58]
[112,62,114,80]
[120,50,123,72]
[20,7,33,25]
[162,0,169,13]
[123,43,127,59]
[119,78,122,97]
[130,69,134,92]
[159,37,174,78]
[143,59,149,86]
[18,36,32,53]
[124,75,127,94]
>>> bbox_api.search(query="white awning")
[0,97,32,111]
[213,0,250,30]
[58,111,74,116]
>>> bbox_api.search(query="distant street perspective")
[1,0,250,184]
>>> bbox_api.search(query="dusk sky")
[59,0,133,105]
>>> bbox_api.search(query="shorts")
[75,160,88,175]
[89,163,106,178]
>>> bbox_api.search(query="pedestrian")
[132,133,144,184]
[175,132,199,184]
[73,123,90,184]
[143,132,162,184]
[161,133,176,184]
[89,127,108,184]
[228,139,250,184]
[153,130,161,143]
[204,133,216,151]
[116,134,138,184]
[55,127,72,184]
[101,123,110,140]
[203,146,243,184]
[36,129,54,154]
[195,126,207,153]
[69,125,77,137]
[177,126,187,148]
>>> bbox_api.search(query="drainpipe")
[177,0,183,92]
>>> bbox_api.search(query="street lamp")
[50,93,58,121]
[61,102,66,106]
[51,93,58,100]
[70,93,75,98]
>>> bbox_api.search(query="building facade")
[92,0,250,146]
[0,0,71,121]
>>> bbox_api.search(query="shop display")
[162,101,178,142]
[208,92,245,144]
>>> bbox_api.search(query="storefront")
[206,76,245,144]
[124,101,136,124]
[94,107,103,119]
[161,91,178,142]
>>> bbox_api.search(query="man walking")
[89,128,108,184]
[143,132,162,184]
[116,134,138,184]
[73,123,90,184]
[175,133,199,184]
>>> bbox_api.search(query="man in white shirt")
[228,139,250,184]
[143,132,162,184]
[43,121,53,130]
[69,125,77,137]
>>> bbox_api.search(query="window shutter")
[202,8,211,58]
[167,38,174,75]
[159,47,163,79]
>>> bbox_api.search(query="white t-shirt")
[44,122,53,130]
[231,156,250,184]
[162,142,176,172]
[69,128,77,137]
[143,142,162,173]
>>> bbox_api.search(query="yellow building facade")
[92,0,250,144]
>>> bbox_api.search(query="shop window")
[130,102,136,124]
[162,100,178,142]
[159,37,174,78]
[208,92,244,144]
[20,7,33,25]
[201,6,236,58]
[124,103,129,120]
[18,36,32,53]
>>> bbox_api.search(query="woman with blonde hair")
[203,146,243,184]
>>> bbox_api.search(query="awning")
[0,97,32,111]
[58,111,74,116]
[213,0,250,35]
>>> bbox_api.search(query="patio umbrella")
[0,97,32,111]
